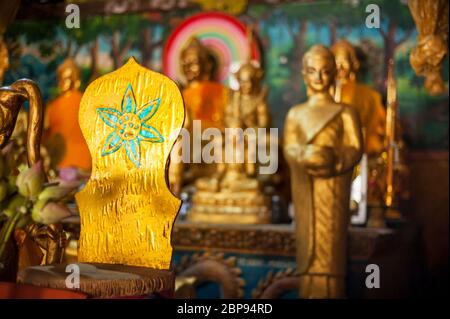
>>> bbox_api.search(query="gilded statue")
[408,0,448,95]
[174,37,229,191]
[180,37,228,130]
[223,61,269,178]
[45,58,91,171]
[188,61,270,224]
[331,39,385,156]
[284,45,363,298]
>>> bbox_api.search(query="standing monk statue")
[45,58,91,172]
[283,45,363,298]
[331,39,385,156]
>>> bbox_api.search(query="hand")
[302,145,335,177]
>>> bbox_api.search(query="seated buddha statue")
[331,39,385,156]
[175,37,229,188]
[45,58,91,173]
[188,62,271,224]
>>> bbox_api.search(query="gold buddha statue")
[222,61,269,181]
[180,37,228,131]
[331,39,385,156]
[284,45,363,298]
[44,58,91,172]
[173,37,229,191]
[188,61,271,224]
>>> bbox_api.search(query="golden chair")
[17,58,185,298]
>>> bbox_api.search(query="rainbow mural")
[162,12,261,88]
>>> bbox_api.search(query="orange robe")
[46,90,91,170]
[181,81,228,179]
[182,81,228,130]
[340,81,386,155]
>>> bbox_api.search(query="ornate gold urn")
[0,79,44,166]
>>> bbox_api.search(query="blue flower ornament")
[96,84,164,168]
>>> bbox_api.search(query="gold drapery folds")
[408,0,449,95]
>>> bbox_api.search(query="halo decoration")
[163,12,261,87]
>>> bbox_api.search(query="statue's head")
[235,61,263,95]
[331,39,360,82]
[302,45,336,94]
[57,58,80,94]
[0,38,9,85]
[180,37,210,84]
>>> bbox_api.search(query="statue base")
[188,190,271,224]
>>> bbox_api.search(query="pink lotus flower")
[38,181,79,201]
[16,161,45,199]
[32,201,72,225]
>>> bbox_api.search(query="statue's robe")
[181,81,228,180]
[284,102,363,298]
[182,81,228,130]
[339,81,385,155]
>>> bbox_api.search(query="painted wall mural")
[3,0,448,150]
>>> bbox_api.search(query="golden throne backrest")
[75,58,184,269]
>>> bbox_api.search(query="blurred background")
[0,0,448,299]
